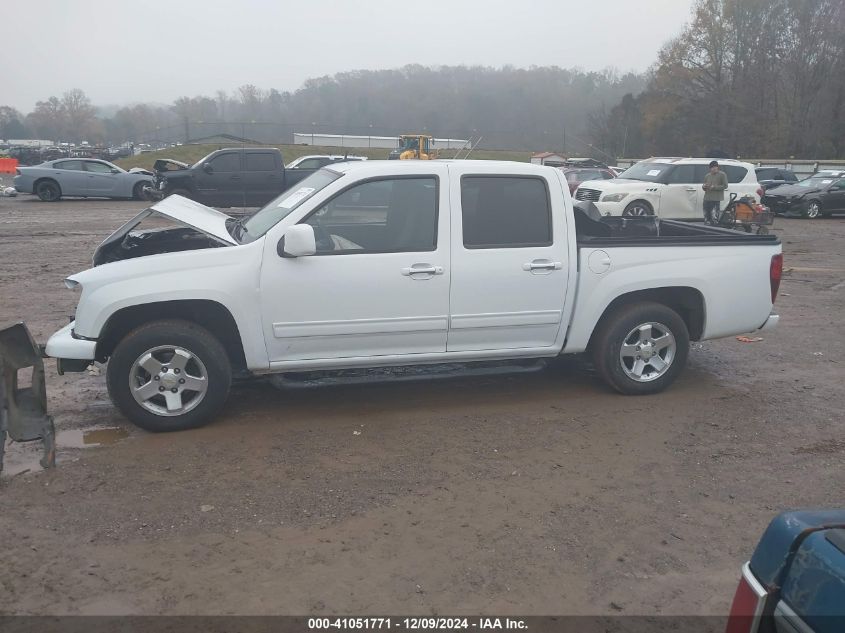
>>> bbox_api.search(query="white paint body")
[46,160,780,375]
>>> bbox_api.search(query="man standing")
[702,160,728,224]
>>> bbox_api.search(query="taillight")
[725,564,768,633]
[770,254,783,304]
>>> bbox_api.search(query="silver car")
[13,158,153,202]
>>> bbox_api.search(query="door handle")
[523,260,562,272]
[401,264,444,277]
[685,187,697,192]
[230,175,241,180]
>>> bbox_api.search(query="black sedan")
[762,170,845,218]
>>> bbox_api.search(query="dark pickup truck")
[153,148,318,207]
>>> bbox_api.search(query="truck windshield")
[241,169,341,240]
[616,162,671,183]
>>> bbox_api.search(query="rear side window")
[756,168,778,180]
[244,153,276,172]
[784,171,798,182]
[461,176,551,248]
[209,153,240,172]
[722,165,748,183]
[54,160,84,171]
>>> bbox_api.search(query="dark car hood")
[764,183,823,197]
[153,158,190,172]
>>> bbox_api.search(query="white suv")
[574,158,762,220]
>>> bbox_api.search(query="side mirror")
[278,224,316,258]
[202,163,213,174]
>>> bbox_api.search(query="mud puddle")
[1,426,129,478]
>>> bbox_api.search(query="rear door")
[50,160,88,195]
[195,151,243,207]
[447,164,568,352]
[661,165,700,219]
[242,151,283,207]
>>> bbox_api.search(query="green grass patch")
[116,143,532,170]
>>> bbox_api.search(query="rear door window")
[54,160,85,171]
[461,176,551,248]
[244,153,276,172]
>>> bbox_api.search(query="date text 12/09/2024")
[308,618,528,630]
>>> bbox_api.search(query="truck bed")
[575,215,780,247]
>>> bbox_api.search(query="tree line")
[1,0,843,159]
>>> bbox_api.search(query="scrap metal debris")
[0,322,56,474]
[736,336,764,343]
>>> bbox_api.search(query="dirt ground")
[0,190,843,616]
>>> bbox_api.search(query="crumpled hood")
[153,158,190,172]
[764,182,823,197]
[92,195,236,266]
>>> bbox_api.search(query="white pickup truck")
[45,160,782,431]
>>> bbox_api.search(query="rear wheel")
[622,200,653,217]
[35,179,61,202]
[106,320,232,432]
[805,201,821,219]
[591,302,689,395]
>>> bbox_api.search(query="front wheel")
[622,200,653,217]
[133,181,152,201]
[106,320,232,432]
[591,302,690,395]
[805,201,821,219]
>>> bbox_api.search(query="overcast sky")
[6,0,695,112]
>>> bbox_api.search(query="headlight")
[64,278,81,290]
[602,193,628,203]
[158,180,167,190]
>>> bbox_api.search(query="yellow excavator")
[388,134,438,160]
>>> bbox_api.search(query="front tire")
[133,181,151,201]
[622,200,653,217]
[591,302,689,395]
[106,320,232,432]
[805,200,821,219]
[36,179,61,202]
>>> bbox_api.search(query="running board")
[269,359,547,390]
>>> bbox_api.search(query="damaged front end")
[0,322,56,474]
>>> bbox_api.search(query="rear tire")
[106,320,232,432]
[622,200,653,217]
[35,179,61,202]
[591,302,689,395]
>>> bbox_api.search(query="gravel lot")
[0,191,843,616]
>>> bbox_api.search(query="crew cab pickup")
[45,160,782,432]
[726,510,845,633]
[154,147,317,207]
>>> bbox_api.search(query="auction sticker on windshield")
[278,187,316,209]
[647,169,662,176]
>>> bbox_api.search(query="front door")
[195,151,243,207]
[661,165,701,219]
[447,168,569,352]
[83,160,120,197]
[260,173,450,363]
[827,179,845,212]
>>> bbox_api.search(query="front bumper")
[45,321,96,361]
[758,313,779,332]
